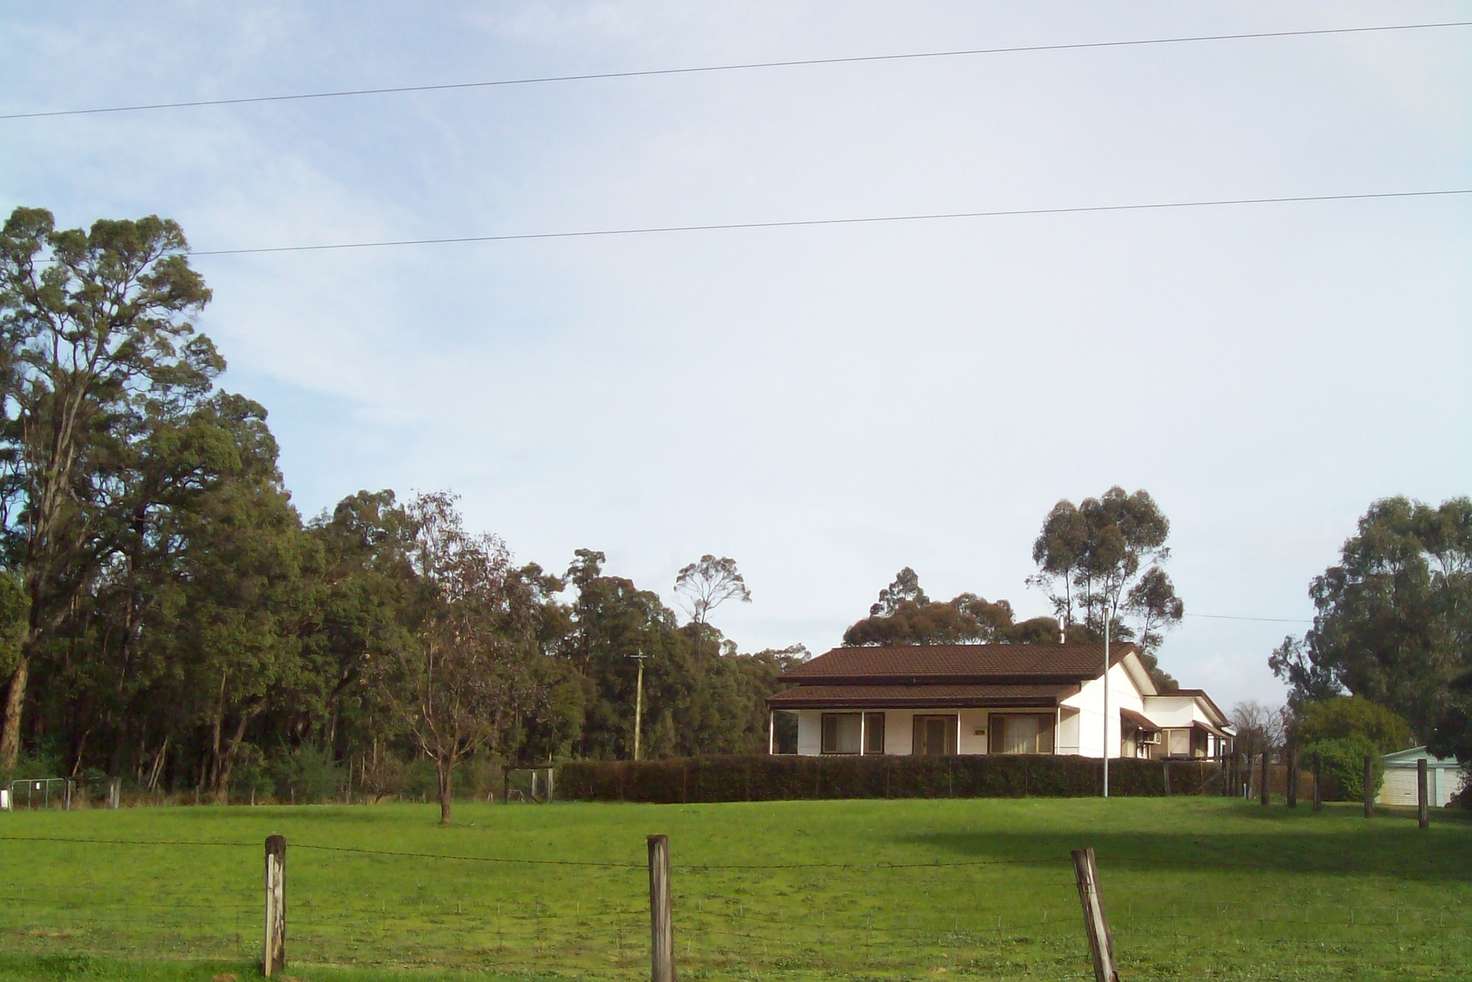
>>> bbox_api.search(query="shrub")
[556,754,1220,803]
[1295,697,1413,754]
[269,744,344,803]
[1303,736,1382,802]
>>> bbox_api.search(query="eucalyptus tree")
[1030,487,1182,689]
[1271,496,1472,740]
[0,207,220,766]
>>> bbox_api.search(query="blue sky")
[3,2,1469,710]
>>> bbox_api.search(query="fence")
[0,798,1463,981]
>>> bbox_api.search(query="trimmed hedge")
[557,754,1220,803]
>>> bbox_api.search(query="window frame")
[987,712,1057,755]
[863,712,885,755]
[820,712,863,755]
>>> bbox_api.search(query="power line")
[4,20,1469,121]
[1185,613,1311,624]
[172,188,1472,258]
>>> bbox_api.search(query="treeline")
[0,208,800,817]
[0,206,1212,820]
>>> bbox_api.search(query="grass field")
[0,796,1468,980]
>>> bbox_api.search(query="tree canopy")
[1270,496,1472,742]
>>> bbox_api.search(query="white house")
[1377,746,1466,808]
[766,642,1233,760]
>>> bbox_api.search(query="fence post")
[1312,753,1322,812]
[1071,847,1119,981]
[63,779,72,811]
[648,834,675,982]
[262,835,286,976]
[1286,746,1297,809]
[108,778,120,810]
[1417,758,1428,830]
[1240,753,1248,798]
[1259,752,1269,807]
[1362,755,1373,818]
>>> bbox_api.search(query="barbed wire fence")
[1,830,1467,979]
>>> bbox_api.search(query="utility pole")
[1102,614,1110,799]
[629,653,647,761]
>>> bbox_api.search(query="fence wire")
[1,830,1467,978]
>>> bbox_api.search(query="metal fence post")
[263,835,286,976]
[648,834,675,982]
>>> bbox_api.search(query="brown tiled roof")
[1120,707,1159,731]
[779,643,1136,683]
[767,683,1079,709]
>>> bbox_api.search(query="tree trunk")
[437,759,454,825]
[0,655,29,768]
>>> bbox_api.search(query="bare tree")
[1230,700,1286,758]
[673,555,751,628]
[379,492,544,825]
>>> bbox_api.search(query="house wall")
[790,707,1067,756]
[1061,661,1146,759]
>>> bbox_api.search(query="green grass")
[0,797,1467,979]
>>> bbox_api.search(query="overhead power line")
[1185,613,1311,624]
[4,20,1469,120]
[172,188,1471,258]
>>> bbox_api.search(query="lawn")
[0,797,1467,980]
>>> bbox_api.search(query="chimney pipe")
[1058,615,1066,645]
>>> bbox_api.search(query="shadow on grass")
[896,805,1471,883]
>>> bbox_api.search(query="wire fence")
[0,831,1468,978]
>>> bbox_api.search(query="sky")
[2,2,1468,712]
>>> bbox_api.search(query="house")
[765,642,1233,760]
[1377,746,1466,808]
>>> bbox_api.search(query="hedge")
[557,754,1221,803]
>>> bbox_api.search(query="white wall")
[790,706,1075,756]
[1061,661,1146,759]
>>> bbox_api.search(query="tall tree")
[1030,487,1182,689]
[673,554,751,628]
[869,567,929,617]
[1270,496,1472,740]
[0,207,219,765]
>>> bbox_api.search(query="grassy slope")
[0,797,1467,980]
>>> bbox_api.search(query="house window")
[864,712,885,755]
[988,714,1055,755]
[820,713,862,754]
[912,715,958,756]
[1166,728,1190,757]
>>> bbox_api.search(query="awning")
[767,682,1079,709]
[1120,707,1159,731]
[1192,720,1231,740]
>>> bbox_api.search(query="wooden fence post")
[1286,746,1297,809]
[1417,758,1428,830]
[108,778,120,810]
[1362,755,1373,818]
[1312,753,1322,812]
[648,834,675,982]
[1259,752,1269,807]
[262,835,286,976]
[1071,847,1119,981]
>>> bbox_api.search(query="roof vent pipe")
[1058,615,1066,645]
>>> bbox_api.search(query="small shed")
[1377,746,1465,808]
